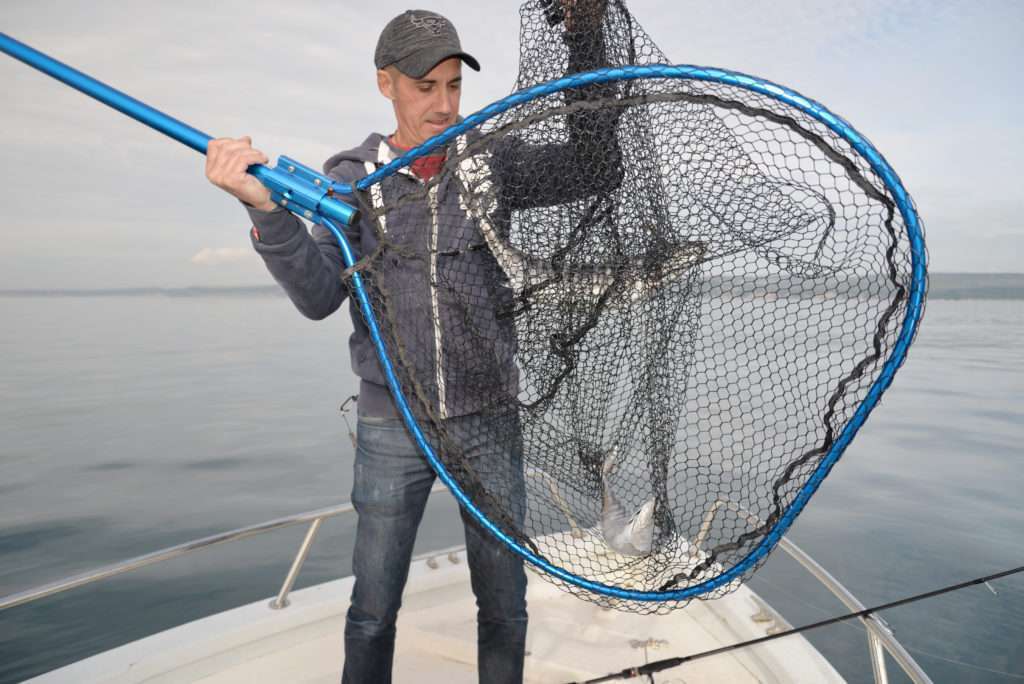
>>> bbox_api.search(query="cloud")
[1,0,1022,287]
[190,247,251,266]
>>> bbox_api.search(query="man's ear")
[377,68,395,101]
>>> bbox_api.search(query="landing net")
[344,0,926,612]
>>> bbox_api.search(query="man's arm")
[493,0,623,211]
[245,202,353,321]
[206,136,354,321]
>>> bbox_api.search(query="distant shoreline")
[0,285,284,298]
[2,273,1023,300]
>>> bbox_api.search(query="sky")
[2,0,1022,288]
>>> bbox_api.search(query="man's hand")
[539,0,607,31]
[562,0,607,32]
[206,136,276,212]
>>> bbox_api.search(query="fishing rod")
[572,564,1024,683]
[0,32,359,228]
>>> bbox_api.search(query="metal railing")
[696,498,932,684]
[0,483,445,613]
[1,487,930,683]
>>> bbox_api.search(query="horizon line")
[1,272,1023,298]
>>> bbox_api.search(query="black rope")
[571,565,1024,683]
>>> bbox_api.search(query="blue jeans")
[341,413,528,684]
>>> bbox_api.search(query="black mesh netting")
[345,0,925,613]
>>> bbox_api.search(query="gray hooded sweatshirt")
[245,31,619,419]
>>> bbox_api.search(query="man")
[206,6,614,682]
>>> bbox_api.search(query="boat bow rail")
[696,498,932,684]
[1,486,931,683]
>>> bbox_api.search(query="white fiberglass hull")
[28,544,844,684]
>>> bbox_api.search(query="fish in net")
[327,0,927,613]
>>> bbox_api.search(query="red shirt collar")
[388,135,446,181]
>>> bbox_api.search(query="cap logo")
[409,15,448,36]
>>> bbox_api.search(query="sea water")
[0,275,1021,682]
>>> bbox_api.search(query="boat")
[2,483,931,683]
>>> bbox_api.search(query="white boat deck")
[30,546,845,684]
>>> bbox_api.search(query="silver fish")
[601,448,656,557]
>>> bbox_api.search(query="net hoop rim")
[328,63,927,602]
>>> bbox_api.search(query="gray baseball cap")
[374,10,481,79]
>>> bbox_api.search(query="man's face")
[378,57,463,148]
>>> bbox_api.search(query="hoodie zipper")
[427,184,449,419]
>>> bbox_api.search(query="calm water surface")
[0,293,1021,682]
